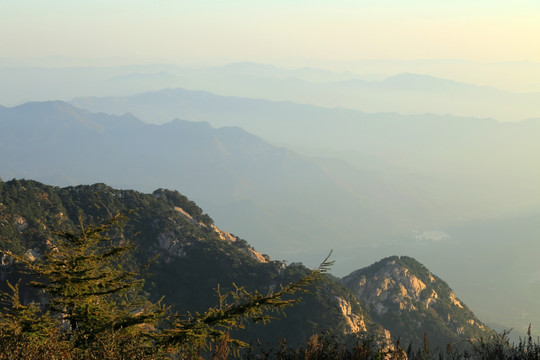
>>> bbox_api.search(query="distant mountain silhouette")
[2,100,540,338]
[3,62,540,120]
[0,101,408,261]
[71,87,540,225]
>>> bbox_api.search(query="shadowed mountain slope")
[0,178,385,346]
[0,178,493,348]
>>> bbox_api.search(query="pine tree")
[0,212,333,358]
[160,252,334,355]
[0,280,56,338]
[1,213,164,346]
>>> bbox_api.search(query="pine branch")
[160,251,334,351]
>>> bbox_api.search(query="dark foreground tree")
[159,257,333,355]
[1,213,163,346]
[0,213,333,359]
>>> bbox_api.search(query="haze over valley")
[2,0,540,351]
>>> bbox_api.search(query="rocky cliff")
[341,256,494,347]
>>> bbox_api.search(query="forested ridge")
[0,178,534,359]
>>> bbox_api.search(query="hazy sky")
[2,1,539,64]
[2,1,540,91]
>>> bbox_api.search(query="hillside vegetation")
[0,178,388,357]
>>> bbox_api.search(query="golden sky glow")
[2,1,539,62]
[1,0,540,92]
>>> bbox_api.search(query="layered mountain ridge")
[0,178,493,347]
[2,99,538,336]
[69,88,540,227]
[3,62,540,120]
[0,100,404,263]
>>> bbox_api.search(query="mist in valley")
[2,0,540,343]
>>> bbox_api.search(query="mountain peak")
[383,73,458,88]
[0,101,148,135]
[341,256,493,346]
[12,100,82,114]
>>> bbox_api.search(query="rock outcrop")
[341,256,494,347]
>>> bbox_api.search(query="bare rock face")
[13,214,28,232]
[173,206,201,227]
[209,224,236,243]
[241,247,269,263]
[341,256,494,347]
[350,259,427,314]
[170,205,268,263]
[334,296,367,334]
[157,231,186,259]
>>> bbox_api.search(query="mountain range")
[0,100,401,258]
[70,87,540,225]
[2,62,540,121]
[1,100,539,338]
[0,178,493,348]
